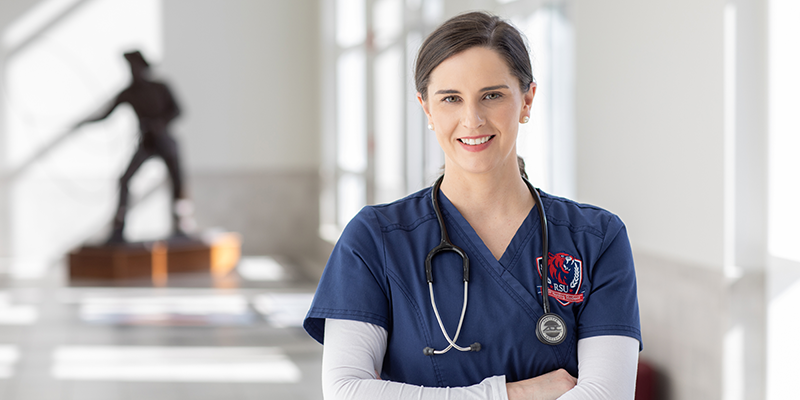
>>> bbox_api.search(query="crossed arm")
[322,318,639,400]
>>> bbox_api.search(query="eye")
[442,95,460,103]
[484,92,503,100]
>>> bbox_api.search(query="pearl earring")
[522,116,530,124]
[428,123,434,130]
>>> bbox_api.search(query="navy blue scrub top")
[304,186,642,388]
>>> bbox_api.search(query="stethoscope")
[423,175,567,356]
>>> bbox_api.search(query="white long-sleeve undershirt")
[322,318,639,400]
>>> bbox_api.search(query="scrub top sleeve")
[577,217,642,349]
[304,208,391,344]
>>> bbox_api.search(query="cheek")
[433,129,450,146]
[498,105,523,126]
[432,126,458,153]
[429,107,458,127]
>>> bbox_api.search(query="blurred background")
[0,0,797,399]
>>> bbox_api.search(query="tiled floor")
[0,256,323,400]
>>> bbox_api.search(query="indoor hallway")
[0,256,323,400]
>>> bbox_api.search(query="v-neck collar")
[435,188,542,273]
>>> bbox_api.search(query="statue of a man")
[77,51,191,243]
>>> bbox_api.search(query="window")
[1,0,164,277]
[319,0,575,242]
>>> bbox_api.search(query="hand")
[506,369,577,400]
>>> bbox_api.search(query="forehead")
[428,47,517,92]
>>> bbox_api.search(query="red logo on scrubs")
[537,252,585,305]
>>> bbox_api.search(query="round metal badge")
[536,313,567,345]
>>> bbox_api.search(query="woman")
[304,11,641,400]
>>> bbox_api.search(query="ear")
[524,82,536,108]
[416,92,432,120]
[521,82,536,118]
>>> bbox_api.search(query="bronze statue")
[76,51,191,243]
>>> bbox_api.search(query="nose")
[460,100,485,129]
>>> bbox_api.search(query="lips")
[458,135,494,145]
[456,135,495,153]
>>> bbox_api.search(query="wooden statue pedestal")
[68,232,241,286]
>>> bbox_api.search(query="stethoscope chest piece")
[535,313,567,345]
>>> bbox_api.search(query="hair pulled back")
[417,12,533,180]
[414,11,533,101]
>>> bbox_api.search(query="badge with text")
[537,252,585,305]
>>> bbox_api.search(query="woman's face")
[418,46,535,179]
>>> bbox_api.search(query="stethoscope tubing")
[423,176,477,356]
[424,175,565,355]
[427,281,471,354]
[525,178,551,315]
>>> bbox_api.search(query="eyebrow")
[481,85,510,91]
[433,84,510,95]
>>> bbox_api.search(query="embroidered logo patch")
[536,252,585,305]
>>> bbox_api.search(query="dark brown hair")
[419,12,533,179]
[414,11,533,101]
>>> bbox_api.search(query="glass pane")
[514,6,575,198]
[516,10,550,188]
[2,0,163,278]
[336,48,367,173]
[547,6,576,199]
[422,0,443,25]
[373,0,403,49]
[405,31,426,191]
[374,45,404,203]
[4,0,162,172]
[337,173,366,227]
[336,0,366,47]
[768,0,800,262]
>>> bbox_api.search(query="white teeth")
[461,136,491,145]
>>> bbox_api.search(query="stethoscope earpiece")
[423,343,481,356]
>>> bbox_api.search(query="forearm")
[323,320,639,400]
[328,373,507,400]
[323,318,508,400]
[556,336,639,400]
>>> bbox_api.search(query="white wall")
[574,0,771,399]
[160,0,325,263]
[573,1,726,397]
[162,0,320,173]
[574,0,725,270]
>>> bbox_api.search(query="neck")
[438,159,536,261]
[439,162,533,218]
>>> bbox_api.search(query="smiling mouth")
[458,135,495,145]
